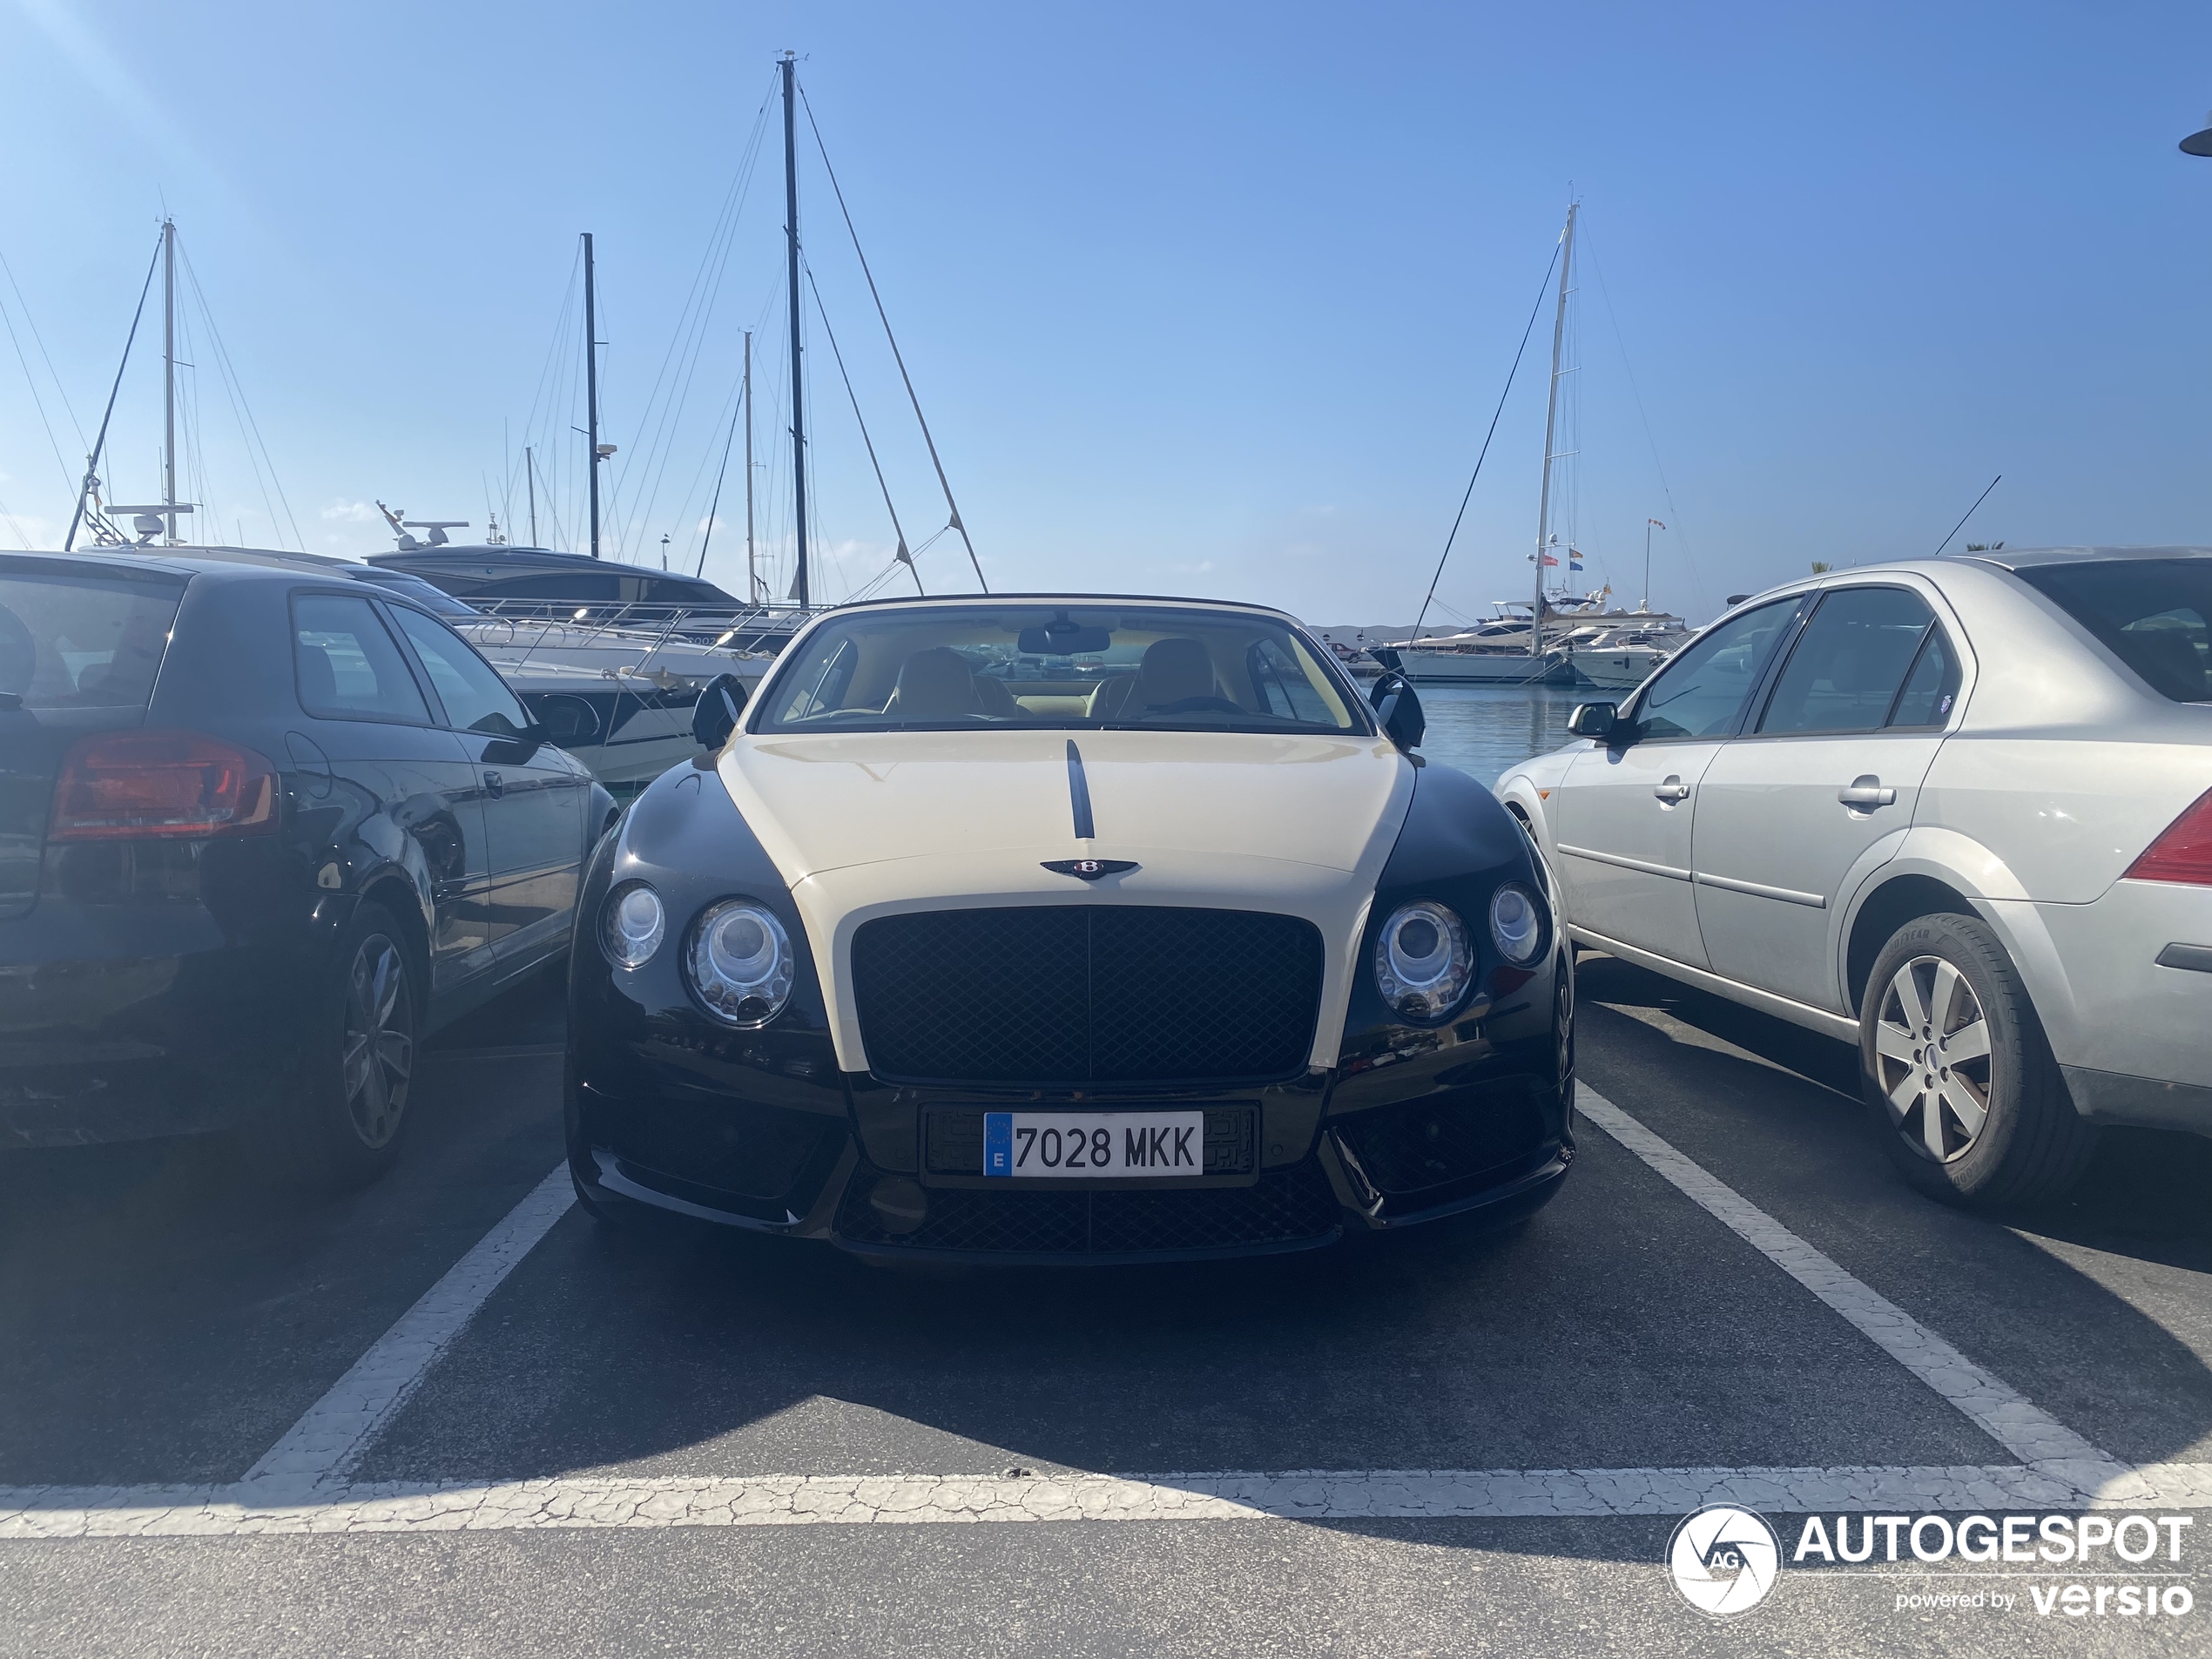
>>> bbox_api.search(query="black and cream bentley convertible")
[566,595,1574,1262]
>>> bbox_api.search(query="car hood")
[719,727,1413,882]
[718,728,1417,1072]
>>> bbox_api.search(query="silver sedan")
[1499,546,2212,1206]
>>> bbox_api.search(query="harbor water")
[1412,682,1587,789]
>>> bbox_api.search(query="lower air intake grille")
[1330,1089,1549,1198]
[837,1161,1342,1257]
[850,906,1324,1087]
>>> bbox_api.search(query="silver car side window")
[1633,599,1799,742]
[1757,587,1937,736]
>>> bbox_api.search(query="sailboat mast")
[744,329,758,605]
[1530,202,1575,656]
[584,232,602,558]
[525,447,538,546]
[782,51,810,610]
[161,218,178,545]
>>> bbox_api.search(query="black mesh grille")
[837,1161,1341,1257]
[851,907,1324,1086]
[1330,1089,1548,1197]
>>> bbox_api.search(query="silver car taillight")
[2126,789,2212,886]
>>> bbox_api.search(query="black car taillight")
[48,730,277,842]
[2126,789,2212,887]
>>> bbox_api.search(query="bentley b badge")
[1042,859,1137,881]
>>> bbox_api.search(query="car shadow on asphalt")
[1569,951,2212,1261]
[0,964,570,1487]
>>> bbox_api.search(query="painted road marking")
[4,1465,2210,1537]
[4,1084,2189,1539]
[1575,1087,2132,1492]
[239,1163,576,1491]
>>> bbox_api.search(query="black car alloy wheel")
[342,931,414,1149]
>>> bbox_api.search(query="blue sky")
[1,0,2207,625]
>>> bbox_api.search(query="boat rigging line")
[1406,239,1562,647]
[0,244,86,500]
[1579,219,1710,620]
[64,233,163,551]
[806,261,921,595]
[799,76,988,592]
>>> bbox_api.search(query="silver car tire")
[1858,912,2097,1208]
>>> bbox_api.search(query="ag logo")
[1666,1505,1780,1616]
[1041,859,1137,882]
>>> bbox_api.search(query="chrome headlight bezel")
[683,897,796,1028]
[599,881,666,969]
[1373,900,1475,1022]
[1488,881,1546,967]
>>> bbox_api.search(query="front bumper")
[570,955,1575,1264]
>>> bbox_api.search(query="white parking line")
[3,1082,2188,1541]
[239,1163,577,1491]
[4,1464,2210,1537]
[1575,1087,2134,1493]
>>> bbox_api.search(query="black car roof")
[0,545,440,595]
[0,545,336,581]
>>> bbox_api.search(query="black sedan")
[0,550,613,1184]
[568,594,1574,1263]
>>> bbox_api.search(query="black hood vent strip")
[1065,738,1096,840]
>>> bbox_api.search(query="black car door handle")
[483,769,504,799]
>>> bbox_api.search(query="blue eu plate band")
[985,1111,1013,1177]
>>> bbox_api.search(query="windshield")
[0,566,184,709]
[755,603,1367,735]
[2015,559,2212,704]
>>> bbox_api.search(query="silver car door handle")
[1653,776,1691,802]
[483,769,504,799]
[1838,775,1896,808]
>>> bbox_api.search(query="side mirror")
[534,694,602,748]
[1566,701,1619,740]
[691,672,749,752]
[1369,672,1426,751]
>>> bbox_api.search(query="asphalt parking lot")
[3,954,2209,1657]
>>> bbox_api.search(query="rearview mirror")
[1017,618,1113,655]
[1369,672,1426,751]
[691,673,749,752]
[1566,701,1618,740]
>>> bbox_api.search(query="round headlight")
[600,882,665,968]
[1489,882,1545,966]
[1374,900,1474,1021]
[685,899,794,1027]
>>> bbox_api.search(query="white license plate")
[983,1110,1204,1178]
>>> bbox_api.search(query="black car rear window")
[2015,560,2212,704]
[0,567,184,709]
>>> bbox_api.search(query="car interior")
[759,607,1361,733]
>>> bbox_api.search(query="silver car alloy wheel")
[341,934,414,1149]
[1871,954,1993,1163]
